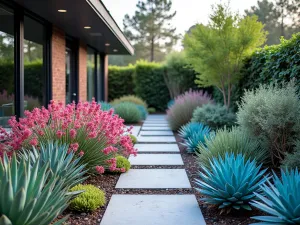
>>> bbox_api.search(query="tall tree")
[246,0,300,45]
[245,0,281,45]
[183,3,267,109]
[123,0,180,62]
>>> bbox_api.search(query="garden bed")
[63,173,120,225]
[174,133,257,225]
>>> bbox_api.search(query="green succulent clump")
[114,102,142,124]
[129,134,137,144]
[69,184,106,212]
[196,153,268,214]
[116,155,131,172]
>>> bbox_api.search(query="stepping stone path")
[101,114,206,225]
[140,130,174,136]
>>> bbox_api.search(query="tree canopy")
[123,0,180,62]
[183,3,267,108]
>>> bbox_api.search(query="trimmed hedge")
[134,61,170,111]
[108,65,135,101]
[238,32,300,97]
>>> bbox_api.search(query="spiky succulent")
[0,153,80,225]
[99,101,112,111]
[195,153,268,214]
[179,122,211,153]
[136,105,148,120]
[179,122,210,141]
[251,168,300,224]
[19,141,88,189]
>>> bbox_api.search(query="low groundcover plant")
[0,99,137,174]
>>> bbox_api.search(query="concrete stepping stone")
[137,136,176,143]
[129,154,184,165]
[135,144,180,152]
[141,127,172,131]
[144,120,169,124]
[126,126,141,137]
[100,195,206,225]
[140,130,173,136]
[116,169,191,189]
[143,124,170,127]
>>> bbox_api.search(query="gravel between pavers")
[62,131,257,225]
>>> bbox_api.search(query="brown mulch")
[63,173,120,225]
[174,133,258,225]
[63,131,260,225]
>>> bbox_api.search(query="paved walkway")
[101,115,206,225]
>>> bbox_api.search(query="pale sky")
[102,0,259,37]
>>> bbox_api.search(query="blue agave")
[195,153,269,214]
[137,105,148,120]
[251,168,300,224]
[99,101,112,111]
[179,122,209,141]
[167,99,175,108]
[179,122,211,153]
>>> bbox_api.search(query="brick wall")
[51,26,66,104]
[78,42,87,101]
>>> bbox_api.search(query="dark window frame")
[0,0,52,119]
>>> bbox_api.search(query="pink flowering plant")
[0,99,137,174]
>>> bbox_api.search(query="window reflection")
[87,48,95,101]
[0,4,14,127]
[24,16,45,110]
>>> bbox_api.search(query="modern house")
[0,0,134,126]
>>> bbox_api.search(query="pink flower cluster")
[0,100,137,165]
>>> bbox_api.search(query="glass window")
[0,4,14,127]
[87,48,95,101]
[24,16,46,110]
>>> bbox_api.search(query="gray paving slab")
[141,126,172,131]
[116,169,191,189]
[126,126,141,137]
[100,195,206,225]
[144,120,169,124]
[129,154,183,165]
[135,144,180,152]
[140,130,174,136]
[137,135,176,143]
[143,123,170,127]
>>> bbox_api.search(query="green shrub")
[147,107,156,114]
[237,82,300,166]
[111,95,148,108]
[192,104,236,130]
[108,65,135,100]
[196,153,268,214]
[163,52,198,99]
[116,155,131,172]
[0,153,78,225]
[166,90,212,131]
[69,184,106,212]
[281,140,300,169]
[238,33,300,101]
[197,127,268,169]
[129,134,137,144]
[114,102,142,124]
[134,60,170,111]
